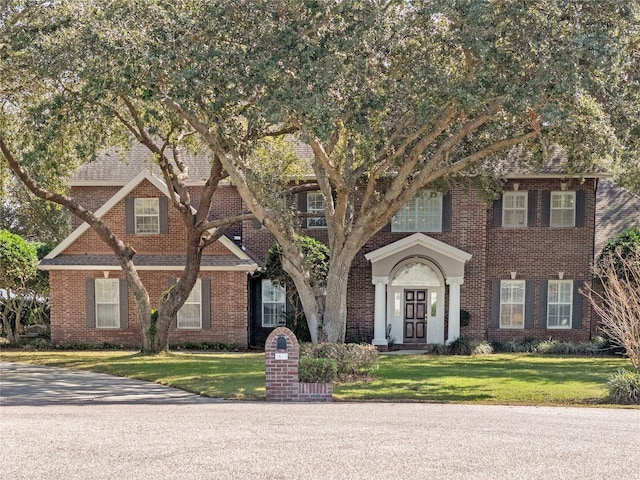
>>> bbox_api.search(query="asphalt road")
[1,361,639,480]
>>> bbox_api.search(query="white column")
[446,277,464,344]
[371,276,389,346]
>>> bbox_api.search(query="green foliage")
[21,338,51,350]
[491,339,538,353]
[265,237,329,341]
[265,237,329,292]
[298,357,337,383]
[488,337,617,355]
[169,341,240,352]
[607,369,640,405]
[536,339,595,355]
[0,176,71,245]
[447,336,472,355]
[300,342,379,379]
[0,229,38,288]
[148,309,158,343]
[598,227,640,279]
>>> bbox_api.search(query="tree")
[584,249,640,370]
[158,1,637,342]
[0,1,254,353]
[598,227,640,279]
[3,1,638,344]
[0,230,40,345]
[0,174,71,245]
[265,237,329,341]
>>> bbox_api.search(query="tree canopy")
[2,0,638,343]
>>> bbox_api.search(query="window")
[502,192,528,228]
[550,192,575,227]
[178,279,202,329]
[547,280,573,329]
[262,279,286,327]
[95,279,120,328]
[134,198,160,234]
[392,191,443,232]
[306,192,327,228]
[500,280,525,329]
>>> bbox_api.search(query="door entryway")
[404,289,427,343]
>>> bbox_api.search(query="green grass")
[339,354,633,405]
[0,349,635,405]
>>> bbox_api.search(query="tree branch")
[0,134,135,260]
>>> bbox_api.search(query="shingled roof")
[485,145,608,179]
[71,138,315,186]
[595,179,640,254]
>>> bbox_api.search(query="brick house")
[39,145,605,348]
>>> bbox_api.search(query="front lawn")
[0,350,633,405]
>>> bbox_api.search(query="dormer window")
[134,198,160,234]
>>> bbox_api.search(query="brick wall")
[485,178,596,342]
[48,269,248,348]
[62,176,598,346]
[243,179,596,344]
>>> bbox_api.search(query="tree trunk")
[321,251,354,343]
[282,255,322,343]
[1,304,20,346]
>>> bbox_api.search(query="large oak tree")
[2,1,638,343]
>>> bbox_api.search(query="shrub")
[447,336,472,355]
[300,342,379,378]
[607,369,640,405]
[490,339,534,353]
[22,338,50,350]
[298,357,337,383]
[536,338,611,355]
[471,340,493,355]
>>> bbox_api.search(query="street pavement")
[1,361,639,480]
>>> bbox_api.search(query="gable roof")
[70,142,215,186]
[71,138,315,186]
[595,179,640,254]
[42,171,257,271]
[365,232,472,264]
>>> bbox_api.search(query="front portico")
[365,233,472,346]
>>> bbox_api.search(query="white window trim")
[547,280,573,329]
[392,190,443,233]
[95,278,120,329]
[502,191,528,228]
[262,279,286,327]
[134,198,160,234]
[306,192,327,228]
[550,191,576,228]
[499,280,525,329]
[177,279,202,329]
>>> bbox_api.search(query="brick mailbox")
[265,327,333,402]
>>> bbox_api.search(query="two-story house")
[39,144,604,348]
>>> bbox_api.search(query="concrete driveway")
[1,361,639,480]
